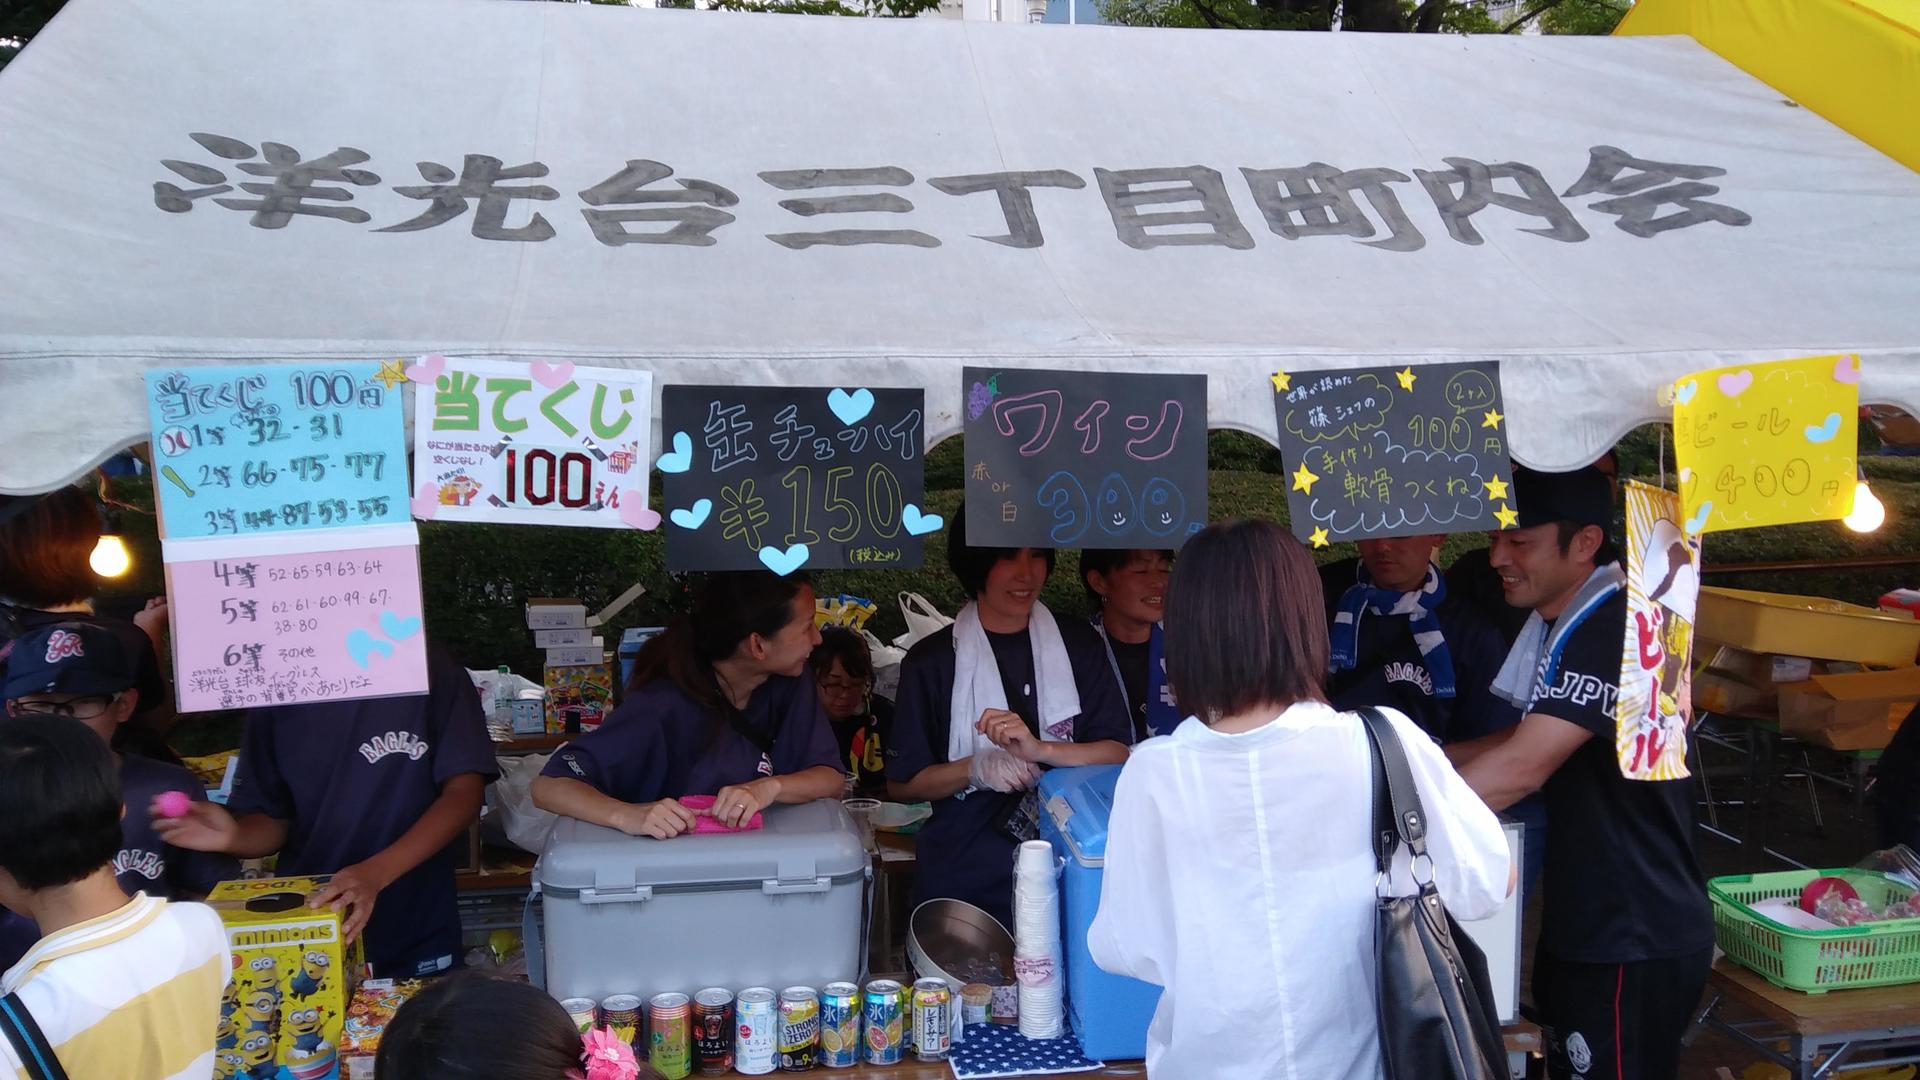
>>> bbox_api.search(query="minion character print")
[240,987,280,1034]
[217,1007,242,1051]
[238,1031,278,1080]
[214,1049,247,1080]
[284,1007,326,1055]
[289,950,331,1000]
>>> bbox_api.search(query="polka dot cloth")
[949,1022,1105,1078]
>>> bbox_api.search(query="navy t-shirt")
[1529,592,1713,964]
[1318,558,1520,743]
[886,621,1130,930]
[0,910,33,973]
[118,754,239,899]
[540,673,839,801]
[228,645,498,977]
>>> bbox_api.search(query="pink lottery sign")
[164,525,428,712]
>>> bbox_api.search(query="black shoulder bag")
[0,992,72,1080]
[1357,706,1507,1080]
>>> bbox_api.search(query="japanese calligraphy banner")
[1615,482,1697,782]
[1671,355,1861,535]
[963,367,1207,549]
[1271,362,1514,549]
[410,357,653,528]
[162,525,428,712]
[9,1,1920,495]
[660,385,928,573]
[144,364,408,539]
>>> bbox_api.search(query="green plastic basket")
[1708,869,1920,994]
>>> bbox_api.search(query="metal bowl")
[908,899,1014,988]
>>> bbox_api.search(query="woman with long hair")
[1088,520,1512,1078]
[533,571,843,839]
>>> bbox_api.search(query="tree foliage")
[1096,0,1618,33]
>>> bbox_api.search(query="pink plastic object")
[1800,875,1859,914]
[677,795,764,834]
[155,791,193,819]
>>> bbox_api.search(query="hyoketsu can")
[776,986,819,1072]
[648,992,692,1080]
[693,988,735,1076]
[735,988,778,1076]
[817,983,860,1068]
[911,978,952,1061]
[861,980,906,1065]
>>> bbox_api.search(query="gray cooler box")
[540,799,868,1003]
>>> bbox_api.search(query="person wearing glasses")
[1,621,238,967]
[810,627,894,797]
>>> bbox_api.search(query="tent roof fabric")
[1618,0,1920,176]
[4,0,1920,493]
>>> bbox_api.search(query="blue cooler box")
[1037,764,1161,1061]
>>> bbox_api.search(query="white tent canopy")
[4,0,1920,493]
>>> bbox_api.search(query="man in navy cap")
[2,621,238,966]
[1446,465,1711,1080]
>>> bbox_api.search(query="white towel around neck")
[949,600,1082,764]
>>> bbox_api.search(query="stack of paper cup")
[1013,840,1064,1040]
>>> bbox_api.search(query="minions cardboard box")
[208,876,365,1080]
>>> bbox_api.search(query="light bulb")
[90,534,131,577]
[1843,481,1885,534]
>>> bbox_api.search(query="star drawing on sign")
[372,359,409,390]
[1291,462,1321,494]
[1396,367,1417,391]
[1271,372,1291,392]
[1309,526,1331,548]
[1483,475,1510,500]
[1494,503,1520,529]
[1482,408,1504,429]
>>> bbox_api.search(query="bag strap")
[0,992,72,1080]
[1358,707,1431,873]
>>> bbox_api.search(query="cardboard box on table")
[1692,643,1831,717]
[208,875,364,1080]
[1777,667,1920,751]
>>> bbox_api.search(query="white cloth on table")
[1086,701,1512,1080]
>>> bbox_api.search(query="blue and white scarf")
[1330,562,1456,699]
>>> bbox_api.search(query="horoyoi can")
[776,986,819,1072]
[911,978,952,1061]
[861,980,905,1065]
[817,982,860,1069]
[648,992,693,1080]
[735,988,778,1076]
[693,988,735,1076]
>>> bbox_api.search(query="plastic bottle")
[494,665,515,728]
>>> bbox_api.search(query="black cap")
[3,621,140,700]
[1511,465,1614,531]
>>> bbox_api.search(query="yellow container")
[1696,587,1920,668]
[208,875,365,1080]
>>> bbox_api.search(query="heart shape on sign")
[901,503,944,536]
[380,610,423,640]
[669,499,712,530]
[1678,467,1693,484]
[345,629,395,669]
[412,481,440,520]
[657,431,693,474]
[1833,357,1861,385]
[531,360,575,389]
[758,543,810,577]
[407,354,447,385]
[827,388,875,426]
[1684,500,1714,536]
[1716,370,1754,398]
[1804,412,1842,444]
[1673,380,1698,406]
[620,500,662,531]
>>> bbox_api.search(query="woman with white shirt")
[1088,519,1514,1080]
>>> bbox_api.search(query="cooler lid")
[1038,764,1123,866]
[538,799,866,895]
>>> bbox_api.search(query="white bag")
[865,629,908,703]
[489,753,561,855]
[893,591,954,652]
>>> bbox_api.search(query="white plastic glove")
[969,747,1042,793]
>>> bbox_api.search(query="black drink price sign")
[963,366,1208,549]
[1270,361,1517,548]
[661,385,929,574]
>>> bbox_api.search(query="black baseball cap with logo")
[3,621,140,700]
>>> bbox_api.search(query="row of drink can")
[561,978,958,1076]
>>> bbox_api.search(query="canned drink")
[776,986,819,1072]
[817,983,860,1069]
[897,982,916,1052]
[648,992,693,1080]
[601,995,643,1049]
[961,984,992,1027]
[735,988,778,1076]
[560,998,598,1035]
[911,978,953,1061]
[693,988,734,1076]
[946,979,965,1046]
[861,980,905,1065]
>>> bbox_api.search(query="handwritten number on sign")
[1038,470,1091,544]
[867,463,903,539]
[824,466,861,543]
[1139,476,1186,538]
